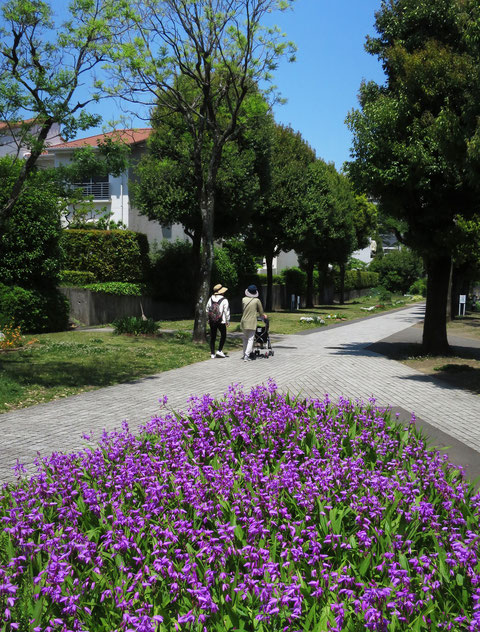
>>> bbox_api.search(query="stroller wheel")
[270,350,274,356]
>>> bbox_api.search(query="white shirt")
[206,294,230,324]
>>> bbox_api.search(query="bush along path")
[1,382,479,631]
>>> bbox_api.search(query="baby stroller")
[253,318,274,358]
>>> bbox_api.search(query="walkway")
[1,303,480,483]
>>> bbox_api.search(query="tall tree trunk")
[317,261,330,304]
[306,258,314,308]
[193,183,215,343]
[446,260,453,323]
[265,251,274,312]
[422,255,451,355]
[191,228,202,312]
[339,263,346,305]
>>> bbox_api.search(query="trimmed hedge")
[61,230,149,283]
[0,283,69,333]
[281,267,307,295]
[82,282,144,296]
[334,270,379,292]
[60,270,96,286]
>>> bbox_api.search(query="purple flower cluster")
[1,381,479,631]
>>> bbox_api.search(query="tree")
[131,90,271,302]
[287,160,353,308]
[0,0,124,221]
[246,123,316,311]
[346,0,480,354]
[111,0,296,342]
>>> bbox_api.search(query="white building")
[0,118,62,159]
[37,128,187,245]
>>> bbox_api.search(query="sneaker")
[216,350,226,358]
[211,354,216,359]
[243,356,252,362]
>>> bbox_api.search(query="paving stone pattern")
[1,303,479,483]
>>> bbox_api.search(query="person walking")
[241,284,267,362]
[206,284,230,359]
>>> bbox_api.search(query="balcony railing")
[71,181,110,200]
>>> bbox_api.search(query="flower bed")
[1,383,479,631]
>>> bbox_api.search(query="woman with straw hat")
[206,283,230,359]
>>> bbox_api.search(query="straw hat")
[213,283,228,295]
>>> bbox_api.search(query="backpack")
[207,296,224,325]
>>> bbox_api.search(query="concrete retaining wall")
[61,288,192,326]
[61,285,375,326]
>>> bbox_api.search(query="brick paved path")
[1,303,479,483]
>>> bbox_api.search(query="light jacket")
[241,296,264,331]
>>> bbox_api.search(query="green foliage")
[212,248,237,294]
[335,270,380,292]
[60,270,97,286]
[62,229,149,283]
[82,282,144,296]
[370,249,423,294]
[257,273,282,285]
[112,316,159,336]
[0,0,127,216]
[221,239,259,294]
[0,283,69,333]
[409,278,428,297]
[369,286,394,303]
[346,0,480,259]
[347,257,369,270]
[247,123,316,261]
[281,267,306,295]
[148,240,195,302]
[0,158,64,289]
[149,239,258,301]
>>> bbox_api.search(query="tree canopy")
[110,0,296,341]
[0,0,125,219]
[346,0,480,353]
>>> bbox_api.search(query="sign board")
[459,295,466,304]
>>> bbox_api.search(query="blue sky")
[74,0,385,171]
[269,0,385,169]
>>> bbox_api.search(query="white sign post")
[459,294,466,317]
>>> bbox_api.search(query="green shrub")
[60,270,97,286]
[62,229,149,282]
[148,239,258,301]
[212,247,238,292]
[369,249,423,294]
[221,239,259,293]
[0,284,69,333]
[333,270,379,292]
[408,278,427,297]
[0,158,64,289]
[83,282,144,296]
[112,316,159,335]
[148,240,195,301]
[257,273,283,285]
[281,267,306,295]
[369,286,394,302]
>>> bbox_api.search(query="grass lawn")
[161,292,420,336]
[0,330,241,413]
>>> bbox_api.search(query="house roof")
[0,118,38,130]
[50,128,152,150]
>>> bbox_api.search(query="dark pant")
[210,322,226,354]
